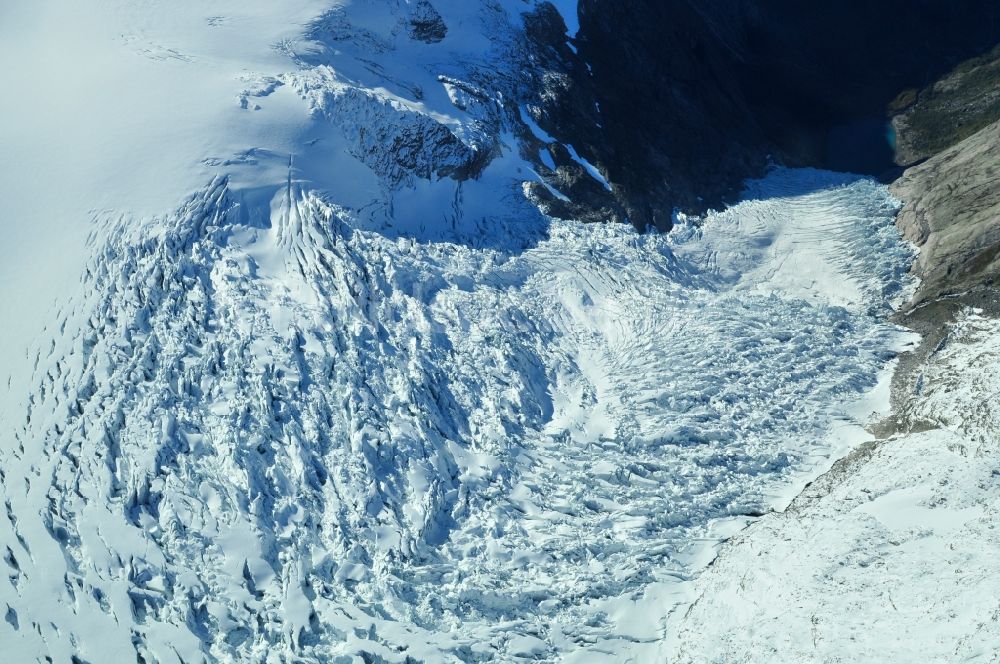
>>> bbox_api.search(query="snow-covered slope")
[0,2,918,662]
[666,309,1000,663]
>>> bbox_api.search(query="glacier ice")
[0,167,915,662]
[0,1,917,661]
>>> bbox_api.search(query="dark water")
[825,116,901,181]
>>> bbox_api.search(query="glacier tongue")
[0,166,914,662]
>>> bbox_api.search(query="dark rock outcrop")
[527,0,1000,230]
[408,0,447,43]
[519,4,630,225]
[891,45,1000,167]
[526,0,766,230]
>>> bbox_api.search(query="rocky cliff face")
[885,54,1000,426]
[894,120,1000,306]
[891,45,1000,167]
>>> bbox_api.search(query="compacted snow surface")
[0,2,916,662]
[667,310,1000,663]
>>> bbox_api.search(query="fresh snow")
[0,2,920,662]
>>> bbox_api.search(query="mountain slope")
[664,46,1000,664]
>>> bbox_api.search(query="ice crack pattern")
[0,167,914,662]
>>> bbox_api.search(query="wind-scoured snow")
[0,2,917,662]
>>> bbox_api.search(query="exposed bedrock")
[876,42,1000,428]
[891,45,1000,167]
[894,120,1000,308]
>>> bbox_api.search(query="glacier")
[0,1,918,662]
[0,170,916,662]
